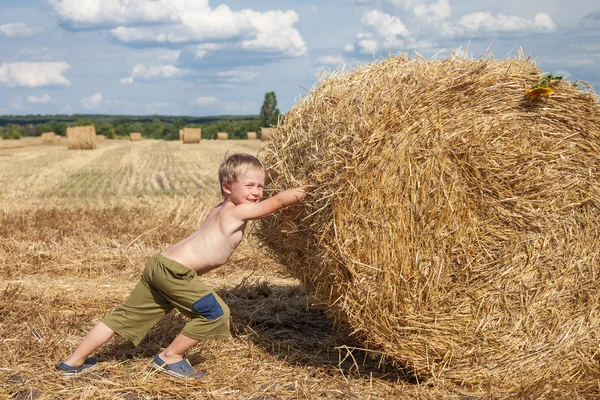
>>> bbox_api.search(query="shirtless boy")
[57,153,308,379]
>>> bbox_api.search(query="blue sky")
[1,0,599,116]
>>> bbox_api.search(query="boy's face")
[222,168,266,205]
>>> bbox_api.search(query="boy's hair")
[218,153,265,199]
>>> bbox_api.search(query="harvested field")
[0,139,466,400]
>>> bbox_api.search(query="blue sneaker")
[152,354,205,379]
[57,358,98,377]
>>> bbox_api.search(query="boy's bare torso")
[161,200,245,275]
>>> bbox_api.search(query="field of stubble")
[0,137,470,400]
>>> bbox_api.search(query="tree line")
[1,91,281,140]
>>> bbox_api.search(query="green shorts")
[102,254,230,347]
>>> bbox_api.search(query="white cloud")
[48,0,179,29]
[380,0,450,22]
[51,1,307,58]
[361,10,409,47]
[0,62,70,87]
[240,10,307,56]
[319,56,344,66]
[120,64,181,84]
[80,93,103,109]
[356,33,379,54]
[0,22,44,37]
[158,50,181,62]
[413,0,450,23]
[27,94,53,104]
[216,69,259,84]
[314,56,345,78]
[192,43,222,59]
[111,26,192,44]
[443,11,557,37]
[192,96,220,106]
[61,104,73,114]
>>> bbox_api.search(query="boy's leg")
[149,256,231,366]
[62,321,114,367]
[158,333,200,364]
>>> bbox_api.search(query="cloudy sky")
[1,0,599,116]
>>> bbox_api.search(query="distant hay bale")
[130,132,142,141]
[182,128,201,144]
[247,131,257,140]
[66,126,97,150]
[260,127,274,141]
[41,132,56,143]
[217,132,228,140]
[258,54,600,394]
[96,135,105,142]
[179,129,183,141]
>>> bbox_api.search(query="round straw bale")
[66,126,97,150]
[258,54,600,393]
[96,134,105,142]
[179,129,183,141]
[217,132,228,140]
[247,131,257,140]
[41,131,56,143]
[182,127,201,144]
[261,127,274,141]
[130,132,142,141]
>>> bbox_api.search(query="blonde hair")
[218,152,265,199]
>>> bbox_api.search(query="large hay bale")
[258,54,600,394]
[217,132,228,140]
[247,131,257,140]
[260,127,274,141]
[130,132,142,141]
[182,128,201,144]
[66,126,96,150]
[41,132,56,143]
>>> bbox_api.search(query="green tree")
[1,124,24,139]
[130,122,143,134]
[97,122,115,139]
[144,119,165,139]
[74,119,95,127]
[259,91,280,127]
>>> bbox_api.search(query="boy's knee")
[192,293,229,321]
[182,296,230,340]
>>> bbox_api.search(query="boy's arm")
[232,186,308,221]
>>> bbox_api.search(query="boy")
[57,153,308,379]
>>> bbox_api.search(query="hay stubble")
[0,139,448,399]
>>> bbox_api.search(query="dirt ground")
[0,138,536,399]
